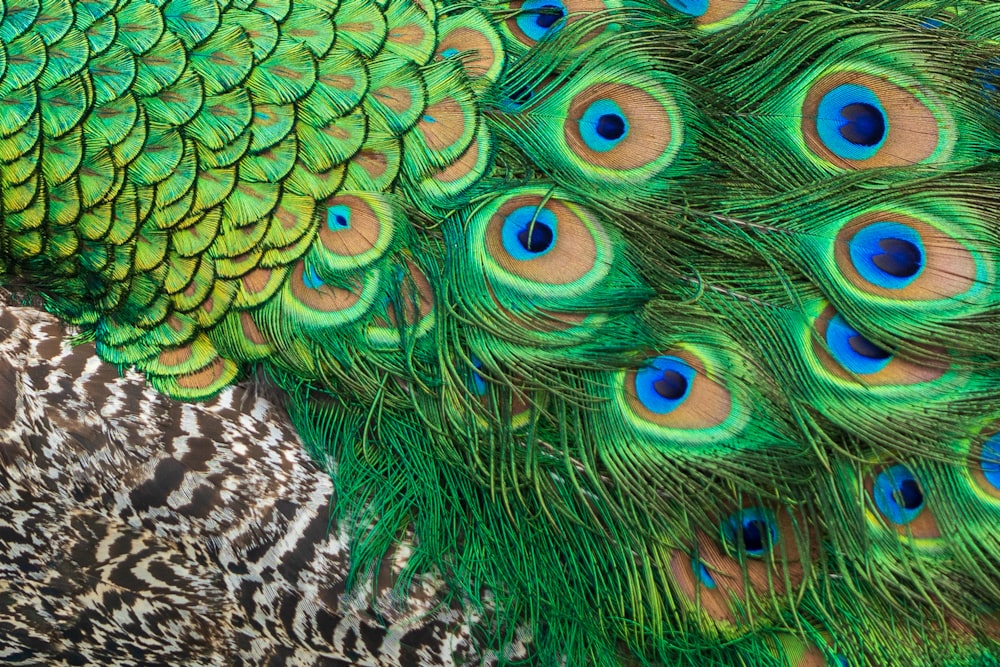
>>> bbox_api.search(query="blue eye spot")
[874,465,925,525]
[303,265,324,289]
[470,356,488,396]
[722,508,778,557]
[825,313,892,375]
[976,61,1000,98]
[848,221,925,289]
[440,47,459,59]
[579,99,630,152]
[980,434,1000,490]
[635,356,696,415]
[327,204,351,230]
[501,206,559,260]
[693,559,716,589]
[666,0,708,17]
[816,84,888,161]
[515,0,566,41]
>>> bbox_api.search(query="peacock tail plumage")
[3,0,1000,663]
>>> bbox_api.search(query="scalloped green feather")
[189,24,254,95]
[332,0,387,57]
[245,37,316,104]
[0,0,39,42]
[162,0,220,48]
[298,47,369,125]
[133,30,186,95]
[248,103,295,152]
[363,53,426,134]
[114,0,163,54]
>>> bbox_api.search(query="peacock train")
[3,0,1000,664]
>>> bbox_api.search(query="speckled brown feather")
[0,305,528,666]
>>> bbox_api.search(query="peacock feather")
[4,0,1000,664]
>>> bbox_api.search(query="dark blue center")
[742,519,766,553]
[722,508,777,557]
[653,370,689,400]
[847,334,891,360]
[517,222,555,254]
[872,237,922,278]
[596,113,626,141]
[509,86,534,107]
[839,103,886,146]
[535,4,564,28]
[896,478,924,510]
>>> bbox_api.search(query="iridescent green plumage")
[5,0,1000,664]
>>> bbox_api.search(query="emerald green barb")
[5,0,1000,664]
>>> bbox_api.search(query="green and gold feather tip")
[6,0,1000,664]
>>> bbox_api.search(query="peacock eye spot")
[981,435,1000,490]
[469,356,488,396]
[634,356,696,414]
[722,508,778,557]
[500,206,560,260]
[839,102,886,146]
[825,313,894,375]
[596,113,626,141]
[666,0,708,17]
[653,369,688,400]
[516,221,555,254]
[303,265,324,289]
[504,85,536,111]
[873,465,925,525]
[578,99,630,152]
[814,84,888,161]
[516,0,567,41]
[846,221,925,289]
[326,204,352,230]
